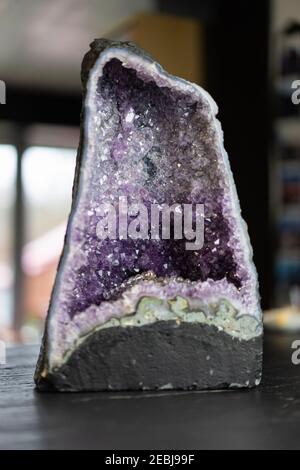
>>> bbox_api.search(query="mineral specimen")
[35,39,263,391]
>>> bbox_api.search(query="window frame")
[0,122,79,332]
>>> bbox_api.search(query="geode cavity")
[35,39,263,392]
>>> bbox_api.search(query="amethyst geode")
[35,39,263,392]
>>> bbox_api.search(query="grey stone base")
[35,321,263,392]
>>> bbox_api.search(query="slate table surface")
[0,333,300,450]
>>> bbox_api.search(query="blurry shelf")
[275,117,300,146]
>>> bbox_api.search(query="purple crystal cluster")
[37,40,261,373]
[65,58,243,320]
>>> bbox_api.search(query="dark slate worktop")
[0,333,300,450]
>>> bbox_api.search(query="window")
[22,146,76,335]
[0,139,77,343]
[0,145,17,330]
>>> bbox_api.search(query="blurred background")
[0,0,299,343]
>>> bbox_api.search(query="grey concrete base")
[35,321,263,392]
